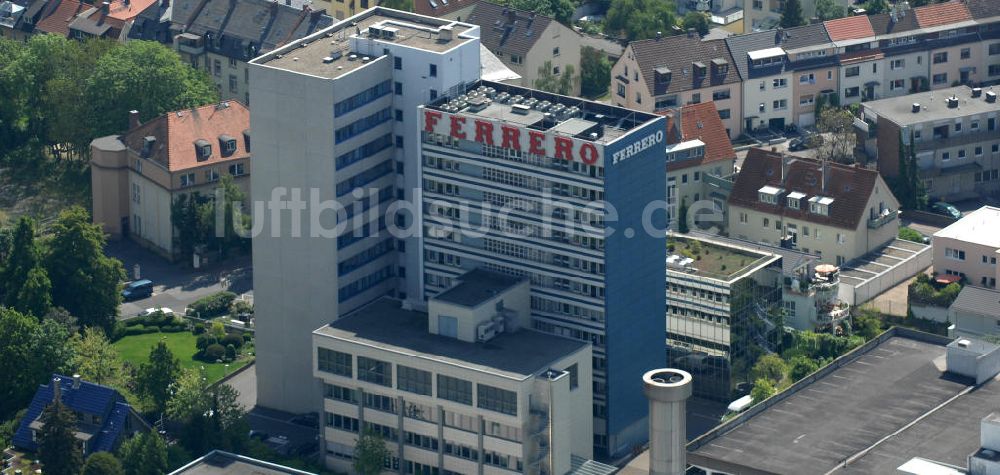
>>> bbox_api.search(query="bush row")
[189,291,237,318]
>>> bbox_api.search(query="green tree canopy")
[865,0,889,14]
[580,46,611,98]
[83,452,126,475]
[119,432,168,475]
[71,327,125,388]
[496,0,575,25]
[815,0,847,20]
[534,61,578,96]
[682,11,710,36]
[780,0,805,28]
[853,310,884,341]
[354,429,390,475]
[45,206,126,332]
[606,0,678,41]
[751,353,788,385]
[750,378,776,403]
[0,309,74,419]
[17,265,52,318]
[38,400,84,475]
[136,340,182,415]
[788,355,819,381]
[2,216,39,308]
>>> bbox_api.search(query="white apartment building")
[933,206,1000,289]
[726,30,795,133]
[313,270,596,474]
[248,8,483,414]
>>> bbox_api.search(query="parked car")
[138,307,174,318]
[122,279,153,301]
[930,202,962,220]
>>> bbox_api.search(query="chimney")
[782,153,792,183]
[912,103,920,113]
[656,31,662,41]
[101,1,110,11]
[948,96,959,108]
[644,369,692,475]
[687,28,696,38]
[128,110,141,129]
[51,377,62,403]
[72,374,81,389]
[820,159,830,193]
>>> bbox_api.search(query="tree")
[84,40,217,141]
[865,0,889,14]
[891,133,929,211]
[815,0,846,20]
[119,432,168,475]
[38,401,83,475]
[788,355,819,381]
[606,0,677,41]
[378,0,413,11]
[136,340,181,415]
[815,107,856,164]
[71,327,125,388]
[1,216,39,308]
[0,308,73,420]
[780,0,805,27]
[580,47,611,98]
[750,378,775,403]
[750,354,787,385]
[853,310,883,341]
[354,429,390,475]
[677,199,690,234]
[45,206,126,332]
[17,265,52,318]
[166,368,211,423]
[497,0,575,25]
[534,61,578,96]
[83,452,126,475]
[682,12,710,37]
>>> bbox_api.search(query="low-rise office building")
[862,85,1000,202]
[933,206,1000,289]
[728,148,901,265]
[312,270,595,474]
[90,102,251,259]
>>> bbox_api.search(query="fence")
[839,242,932,307]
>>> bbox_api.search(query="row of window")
[335,160,394,197]
[336,133,394,170]
[334,107,392,144]
[334,80,391,117]
[338,265,394,302]
[338,239,394,276]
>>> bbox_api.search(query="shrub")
[220,333,243,349]
[204,344,226,361]
[161,324,187,333]
[196,334,217,351]
[898,227,924,243]
[190,291,237,318]
[192,323,206,335]
[111,321,127,342]
[225,344,237,361]
[242,333,253,343]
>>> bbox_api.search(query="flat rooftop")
[864,85,1000,125]
[433,268,524,308]
[255,8,475,79]
[934,206,1000,249]
[425,80,660,144]
[170,450,314,475]
[687,332,982,474]
[314,297,588,380]
[667,234,778,281]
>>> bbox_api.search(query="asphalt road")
[107,240,253,318]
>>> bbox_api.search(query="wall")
[839,57,881,105]
[790,62,837,128]
[933,235,1000,288]
[742,71,794,132]
[129,169,175,256]
[882,51,929,99]
[929,43,983,89]
[520,22,582,96]
[839,241,931,306]
[91,137,131,237]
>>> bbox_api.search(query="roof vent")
[362,56,371,63]
[438,25,453,41]
[958,339,970,348]
[912,103,920,113]
[972,87,982,98]
[348,54,357,61]
[511,103,531,115]
[987,91,997,103]
[322,56,334,63]
[947,96,959,108]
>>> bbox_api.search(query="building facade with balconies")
[312,272,597,475]
[862,85,1000,202]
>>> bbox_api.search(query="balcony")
[176,33,205,56]
[704,172,734,192]
[817,303,850,323]
[868,209,899,229]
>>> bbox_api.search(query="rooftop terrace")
[254,8,476,79]
[864,85,1000,125]
[667,234,777,281]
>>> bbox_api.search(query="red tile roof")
[124,102,250,173]
[664,102,736,173]
[728,148,886,230]
[913,2,972,29]
[105,0,157,20]
[34,0,87,36]
[823,16,875,42]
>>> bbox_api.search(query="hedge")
[190,291,237,318]
[203,344,226,362]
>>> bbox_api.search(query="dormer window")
[194,139,212,161]
[219,134,237,156]
[711,58,728,75]
[787,191,806,209]
[141,136,156,158]
[809,196,834,216]
[654,66,671,84]
[693,62,706,78]
[758,185,783,205]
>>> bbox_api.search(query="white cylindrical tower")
[643,368,693,475]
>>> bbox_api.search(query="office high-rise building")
[248,8,482,414]
[418,82,667,457]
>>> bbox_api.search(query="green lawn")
[113,331,250,383]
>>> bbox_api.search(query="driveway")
[108,239,252,318]
[224,365,320,456]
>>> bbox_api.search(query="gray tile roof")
[951,285,1000,316]
[628,34,740,97]
[868,11,920,35]
[725,29,789,80]
[780,23,831,50]
[463,1,556,58]
[967,0,1000,20]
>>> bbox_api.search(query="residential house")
[860,85,1000,202]
[782,23,837,127]
[932,206,1000,289]
[969,0,1000,85]
[744,0,851,34]
[824,15,882,105]
[463,2,582,95]
[312,0,368,21]
[675,0,744,34]
[727,148,901,265]
[726,28,795,133]
[170,0,332,103]
[33,0,87,37]
[90,102,251,259]
[0,0,29,40]
[13,375,149,456]
[611,32,742,137]
[870,10,928,98]
[663,101,737,229]
[412,0,479,20]
[916,2,982,89]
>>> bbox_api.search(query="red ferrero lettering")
[474,120,495,145]
[553,136,574,161]
[449,116,467,139]
[528,131,546,156]
[424,110,442,133]
[501,126,521,150]
[579,143,599,165]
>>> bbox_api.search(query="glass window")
[437,375,472,405]
[318,348,352,377]
[397,365,432,396]
[477,384,517,415]
[357,356,392,386]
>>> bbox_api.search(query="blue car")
[122,279,153,301]
[931,202,962,220]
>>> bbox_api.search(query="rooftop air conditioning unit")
[512,103,531,115]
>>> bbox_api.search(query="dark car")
[788,137,808,151]
[930,202,962,220]
[122,279,153,301]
